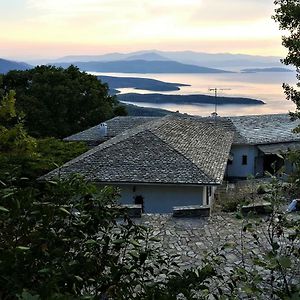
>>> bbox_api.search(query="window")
[242,155,248,165]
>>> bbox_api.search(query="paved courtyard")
[136,213,250,269]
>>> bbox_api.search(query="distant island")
[241,67,293,73]
[118,93,265,106]
[0,58,32,74]
[98,75,189,94]
[53,60,233,74]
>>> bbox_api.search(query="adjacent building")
[226,114,300,179]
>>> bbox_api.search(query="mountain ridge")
[0,58,32,74]
[51,50,282,70]
[53,59,232,74]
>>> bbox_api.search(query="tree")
[0,91,87,181]
[1,65,119,138]
[273,0,300,128]
[0,90,37,179]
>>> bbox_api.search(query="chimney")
[99,122,108,137]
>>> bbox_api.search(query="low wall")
[241,202,273,215]
[122,204,142,218]
[173,205,210,218]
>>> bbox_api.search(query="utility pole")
[209,88,231,117]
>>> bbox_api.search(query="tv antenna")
[209,88,232,117]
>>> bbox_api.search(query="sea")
[89,71,297,117]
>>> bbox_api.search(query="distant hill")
[123,103,175,117]
[53,53,128,63]
[53,51,168,63]
[53,60,232,74]
[50,50,283,70]
[241,67,294,73]
[0,58,32,74]
[118,93,265,106]
[125,53,168,61]
[153,51,283,69]
[98,75,189,93]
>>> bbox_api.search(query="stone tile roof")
[63,113,300,148]
[257,142,300,155]
[44,115,234,185]
[198,117,247,144]
[228,114,300,145]
[64,116,158,144]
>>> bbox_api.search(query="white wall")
[115,184,205,213]
[226,145,258,178]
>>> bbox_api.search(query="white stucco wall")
[114,184,205,213]
[226,145,258,178]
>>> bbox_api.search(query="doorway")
[263,154,284,175]
[134,195,144,212]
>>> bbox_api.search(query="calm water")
[89,71,297,117]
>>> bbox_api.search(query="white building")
[46,116,234,213]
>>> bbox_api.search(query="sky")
[0,0,286,60]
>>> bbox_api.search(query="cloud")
[0,0,284,58]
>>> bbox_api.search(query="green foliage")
[0,91,38,180]
[273,0,300,128]
[1,65,118,138]
[0,92,87,181]
[0,89,17,122]
[0,175,216,299]
[216,180,264,213]
[209,175,300,299]
[113,104,128,116]
[219,194,241,212]
[31,138,87,178]
[286,150,300,197]
[0,90,36,155]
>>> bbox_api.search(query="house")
[44,115,234,213]
[226,114,300,179]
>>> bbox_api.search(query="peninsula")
[98,75,189,93]
[118,93,265,106]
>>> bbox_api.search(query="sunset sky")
[1,0,285,60]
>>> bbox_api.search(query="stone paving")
[135,213,250,269]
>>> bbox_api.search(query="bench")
[173,205,210,218]
[241,202,273,216]
[121,204,142,218]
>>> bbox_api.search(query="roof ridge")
[147,127,215,183]
[150,117,234,183]
[145,130,215,182]
[64,115,161,141]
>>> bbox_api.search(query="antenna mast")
[209,88,231,117]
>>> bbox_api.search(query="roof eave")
[90,179,222,186]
